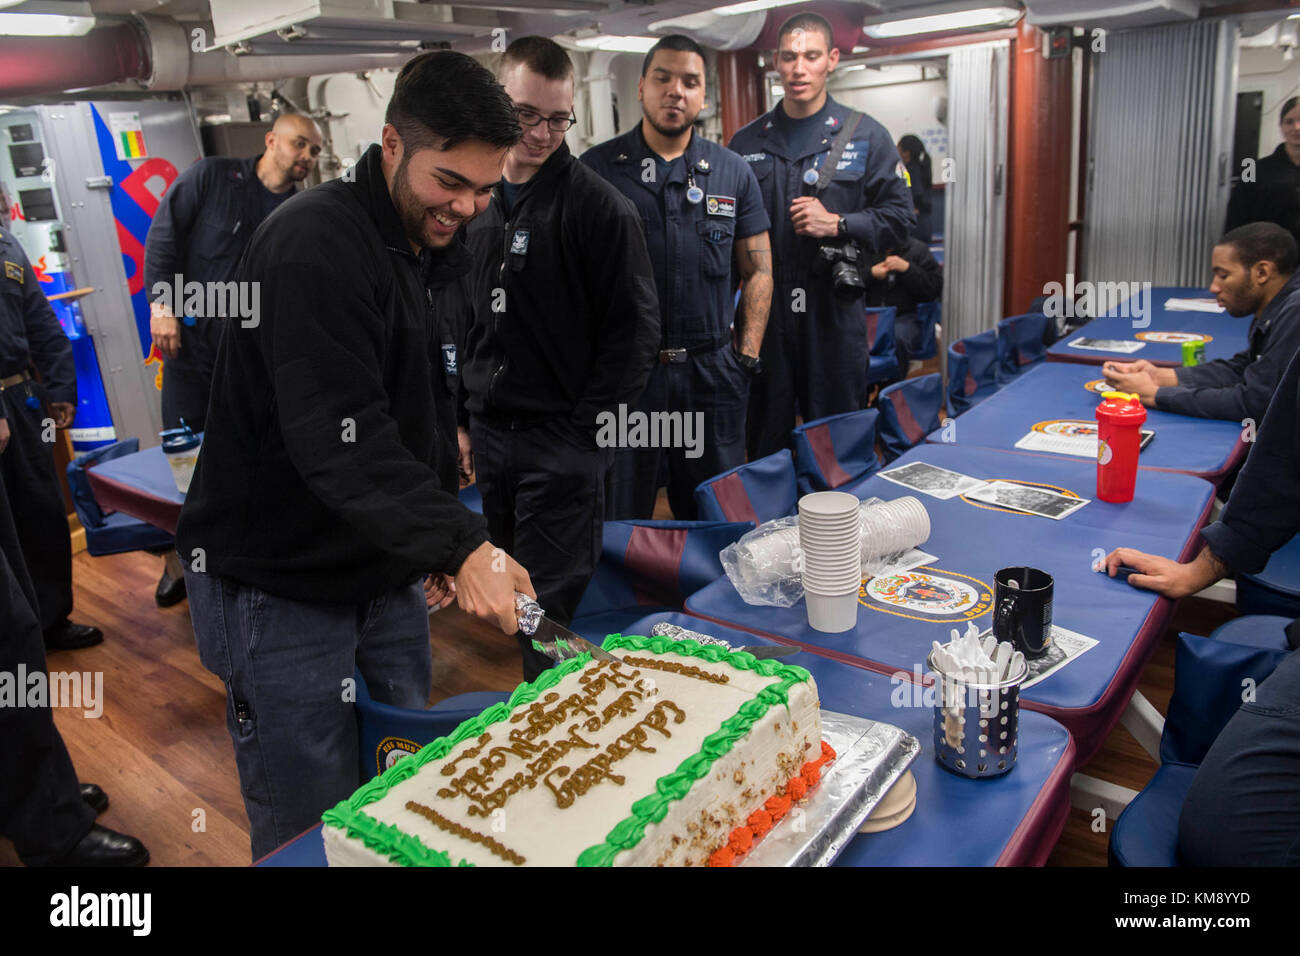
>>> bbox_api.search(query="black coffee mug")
[993,567,1054,659]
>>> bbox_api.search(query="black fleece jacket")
[460,141,660,433]
[176,144,487,603]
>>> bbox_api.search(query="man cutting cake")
[176,52,535,860]
[1103,222,1300,424]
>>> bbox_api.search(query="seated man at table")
[866,236,942,371]
[1103,222,1300,425]
[1102,346,1300,866]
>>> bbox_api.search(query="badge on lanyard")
[802,167,820,187]
[510,229,529,256]
[686,184,704,204]
[441,343,458,377]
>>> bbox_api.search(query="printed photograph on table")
[965,481,1090,519]
[878,462,987,499]
[1067,337,1145,353]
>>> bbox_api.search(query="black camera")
[812,240,866,300]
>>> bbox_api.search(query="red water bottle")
[1095,391,1146,503]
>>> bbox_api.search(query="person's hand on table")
[789,196,840,238]
[0,417,9,454]
[48,402,75,429]
[150,301,181,360]
[424,573,456,610]
[453,540,535,635]
[1101,367,1160,406]
[1104,360,1177,388]
[1099,546,1226,599]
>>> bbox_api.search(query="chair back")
[878,373,943,462]
[693,449,798,524]
[1160,631,1290,766]
[996,312,1050,383]
[791,408,880,495]
[946,329,999,415]
[573,519,752,619]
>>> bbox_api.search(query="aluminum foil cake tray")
[738,710,920,867]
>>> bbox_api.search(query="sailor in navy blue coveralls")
[0,226,98,649]
[729,94,913,459]
[582,39,771,519]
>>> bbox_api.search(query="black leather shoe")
[80,783,109,814]
[43,622,104,651]
[52,824,149,867]
[155,570,187,607]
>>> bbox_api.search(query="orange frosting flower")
[729,826,754,854]
[709,846,735,867]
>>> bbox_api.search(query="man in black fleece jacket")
[460,38,660,680]
[176,52,534,859]
[1104,222,1300,423]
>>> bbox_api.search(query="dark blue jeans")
[1179,647,1300,866]
[184,569,432,860]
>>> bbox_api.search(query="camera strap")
[812,109,863,195]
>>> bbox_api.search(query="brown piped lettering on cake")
[542,699,686,808]
[405,800,525,866]
[440,732,492,777]
[622,656,730,685]
[445,723,598,817]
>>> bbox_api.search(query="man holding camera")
[729,12,914,459]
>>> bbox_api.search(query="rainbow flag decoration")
[107,111,148,161]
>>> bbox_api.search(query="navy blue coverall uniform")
[729,97,914,459]
[582,125,769,519]
[0,226,78,636]
[144,154,294,430]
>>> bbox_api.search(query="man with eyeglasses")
[460,36,660,680]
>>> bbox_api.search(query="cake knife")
[514,593,623,663]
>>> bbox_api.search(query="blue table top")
[90,444,185,505]
[927,362,1245,480]
[686,444,1214,718]
[257,611,1074,867]
[1046,286,1249,366]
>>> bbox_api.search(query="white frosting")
[324,648,820,867]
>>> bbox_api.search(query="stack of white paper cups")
[798,491,863,632]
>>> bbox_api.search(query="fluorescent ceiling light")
[573,34,658,53]
[710,0,807,15]
[0,1,94,36]
[864,6,1020,39]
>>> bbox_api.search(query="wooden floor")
[1,543,1238,868]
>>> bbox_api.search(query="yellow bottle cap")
[1100,391,1138,402]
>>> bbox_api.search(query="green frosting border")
[321,634,812,867]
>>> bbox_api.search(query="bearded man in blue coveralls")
[583,35,773,519]
[729,12,915,460]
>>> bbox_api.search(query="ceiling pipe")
[0,13,415,100]
[0,21,148,98]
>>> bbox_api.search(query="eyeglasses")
[515,107,576,133]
